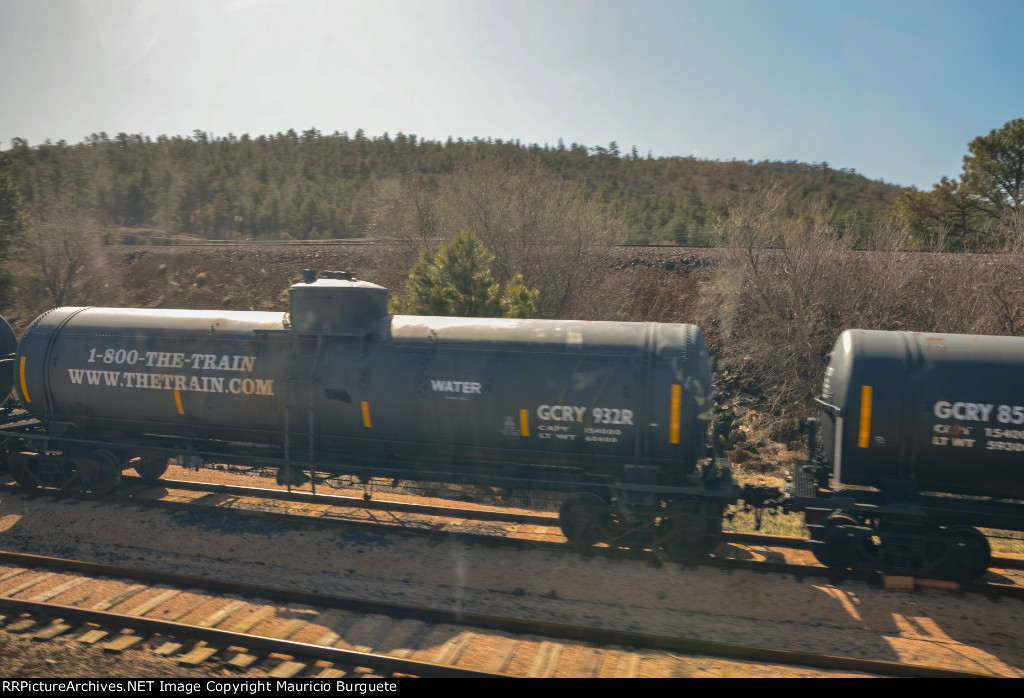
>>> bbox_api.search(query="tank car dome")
[288,270,388,333]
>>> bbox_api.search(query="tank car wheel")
[657,507,723,559]
[688,515,724,558]
[9,460,38,491]
[1,446,28,489]
[559,493,612,548]
[813,514,878,570]
[941,526,991,582]
[133,457,169,482]
[84,450,122,495]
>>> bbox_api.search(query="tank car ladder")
[283,332,324,494]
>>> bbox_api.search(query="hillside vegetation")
[3,130,902,245]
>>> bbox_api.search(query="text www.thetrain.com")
[68,368,274,396]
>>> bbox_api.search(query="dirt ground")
[1,480,1021,678]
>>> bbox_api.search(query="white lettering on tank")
[934,401,996,422]
[536,405,590,422]
[430,380,482,394]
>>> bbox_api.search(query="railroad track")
[0,552,998,678]
[111,239,382,248]
[4,476,1023,597]
[0,478,567,549]
[108,239,710,249]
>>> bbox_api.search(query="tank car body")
[1,273,731,553]
[791,329,1024,580]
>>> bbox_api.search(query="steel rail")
[101,484,1024,574]
[97,477,1024,571]
[0,596,509,678]
[0,484,567,552]
[121,475,557,525]
[5,483,1023,594]
[0,551,1000,678]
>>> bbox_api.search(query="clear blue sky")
[1,0,1020,190]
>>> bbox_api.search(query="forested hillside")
[3,130,902,244]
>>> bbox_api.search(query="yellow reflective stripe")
[519,409,530,437]
[19,357,30,403]
[858,385,872,448]
[670,383,681,444]
[361,401,372,428]
[174,390,185,415]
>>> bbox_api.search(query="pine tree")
[962,118,1024,215]
[390,231,538,317]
